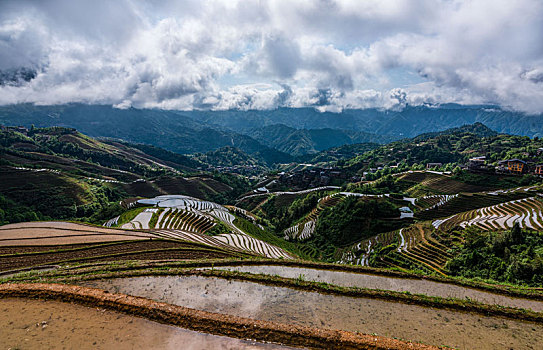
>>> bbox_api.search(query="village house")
[498,159,527,174]
[468,156,486,170]
[1,125,29,134]
[426,162,442,169]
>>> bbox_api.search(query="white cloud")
[0,0,542,114]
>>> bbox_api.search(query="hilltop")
[248,124,392,156]
[341,123,543,175]
[0,126,250,225]
[0,104,292,165]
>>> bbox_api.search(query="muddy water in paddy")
[82,275,543,350]
[0,298,294,350]
[210,265,543,312]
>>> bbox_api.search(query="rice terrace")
[2,1,543,349]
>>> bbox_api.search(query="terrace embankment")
[80,275,543,350]
[0,283,437,350]
[210,265,543,312]
[0,240,239,271]
[0,221,153,245]
[0,298,294,350]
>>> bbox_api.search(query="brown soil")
[0,241,238,271]
[0,221,130,233]
[0,283,441,350]
[1,298,292,350]
[0,240,224,255]
[71,249,237,263]
[0,222,153,245]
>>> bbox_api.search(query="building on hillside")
[3,125,29,134]
[467,156,495,173]
[468,156,486,169]
[535,164,543,176]
[497,159,527,174]
[278,167,347,189]
[426,162,442,169]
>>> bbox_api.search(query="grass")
[115,207,150,228]
[148,208,164,229]
[8,258,541,300]
[233,216,311,259]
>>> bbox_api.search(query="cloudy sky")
[0,0,542,113]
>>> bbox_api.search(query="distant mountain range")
[0,104,291,165]
[248,124,392,156]
[1,104,541,162]
[186,104,543,138]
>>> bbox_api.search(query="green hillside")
[344,123,543,173]
[249,124,391,156]
[0,127,250,224]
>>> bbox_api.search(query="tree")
[510,222,523,245]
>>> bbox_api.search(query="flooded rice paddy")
[82,275,543,350]
[210,265,543,312]
[0,298,294,350]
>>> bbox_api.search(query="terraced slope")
[0,222,153,245]
[283,191,406,242]
[283,193,344,241]
[341,223,455,275]
[416,194,458,210]
[155,208,215,233]
[113,195,295,259]
[121,209,159,229]
[339,230,398,266]
[237,186,340,203]
[0,240,239,272]
[151,229,292,259]
[415,186,539,221]
[0,222,243,272]
[435,196,543,232]
[343,193,543,275]
[397,171,489,194]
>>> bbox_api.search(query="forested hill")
[248,124,393,156]
[0,126,252,225]
[0,104,291,165]
[343,123,543,172]
[183,104,543,138]
[1,104,542,160]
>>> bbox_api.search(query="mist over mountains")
[0,104,541,162]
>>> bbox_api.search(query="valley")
[1,119,543,349]
[2,3,542,348]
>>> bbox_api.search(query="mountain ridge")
[1,104,542,161]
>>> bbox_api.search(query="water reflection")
[82,275,543,350]
[212,265,543,312]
